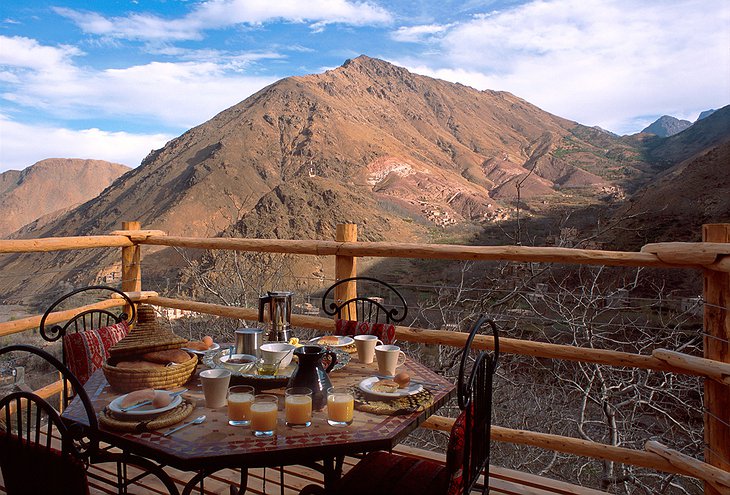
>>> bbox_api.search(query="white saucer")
[308,336,355,348]
[182,342,220,356]
[358,377,423,398]
[109,392,183,420]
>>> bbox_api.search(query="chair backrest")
[39,285,136,374]
[321,277,408,324]
[0,344,99,494]
[455,316,500,495]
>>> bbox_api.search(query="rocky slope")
[0,159,129,237]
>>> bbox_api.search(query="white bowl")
[219,353,257,373]
[259,343,295,368]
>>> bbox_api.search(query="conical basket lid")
[109,304,188,358]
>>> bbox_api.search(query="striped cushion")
[63,321,130,384]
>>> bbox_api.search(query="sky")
[0,0,728,173]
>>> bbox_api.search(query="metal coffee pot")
[258,291,294,342]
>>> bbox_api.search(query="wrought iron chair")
[299,315,500,495]
[0,344,179,495]
[321,276,408,324]
[39,285,137,389]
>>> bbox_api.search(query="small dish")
[108,392,183,420]
[219,353,258,373]
[308,336,355,348]
[182,342,221,356]
[358,377,423,398]
[260,342,296,368]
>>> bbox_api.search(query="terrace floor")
[0,442,609,495]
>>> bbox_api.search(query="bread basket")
[103,304,196,392]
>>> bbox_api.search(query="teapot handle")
[258,294,271,323]
[324,350,338,373]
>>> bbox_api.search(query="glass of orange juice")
[227,385,255,426]
[250,394,279,437]
[327,387,354,426]
[285,387,313,427]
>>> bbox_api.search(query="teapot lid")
[267,290,294,297]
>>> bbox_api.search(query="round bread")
[142,349,192,364]
[371,379,399,393]
[184,341,210,351]
[115,360,166,369]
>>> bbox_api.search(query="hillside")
[0,159,130,238]
[0,56,723,305]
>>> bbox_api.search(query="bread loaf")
[319,335,340,346]
[120,388,155,408]
[142,349,191,364]
[184,341,210,351]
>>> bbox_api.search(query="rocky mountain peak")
[641,115,692,137]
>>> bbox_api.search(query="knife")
[120,389,188,412]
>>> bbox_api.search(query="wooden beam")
[0,236,132,253]
[645,441,730,494]
[702,224,730,495]
[121,221,142,294]
[652,348,730,385]
[642,242,730,266]
[138,235,680,268]
[334,224,358,319]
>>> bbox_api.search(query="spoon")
[162,415,206,437]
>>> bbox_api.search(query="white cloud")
[391,24,452,43]
[55,0,392,42]
[0,115,173,172]
[0,36,279,128]
[396,0,730,134]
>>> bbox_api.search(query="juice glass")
[227,385,254,426]
[250,394,278,437]
[285,387,313,427]
[327,387,354,426]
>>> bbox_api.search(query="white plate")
[308,336,355,348]
[182,342,220,356]
[109,392,183,420]
[358,377,423,398]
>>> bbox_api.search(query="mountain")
[0,56,719,304]
[697,109,716,121]
[0,159,130,238]
[606,138,730,249]
[641,115,692,137]
[644,105,730,168]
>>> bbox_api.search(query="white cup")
[374,344,406,376]
[259,342,296,368]
[199,368,231,408]
[354,335,383,364]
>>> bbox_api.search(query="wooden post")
[703,223,730,495]
[121,221,142,316]
[335,224,358,320]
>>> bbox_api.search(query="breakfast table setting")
[61,302,456,494]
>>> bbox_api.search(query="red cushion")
[333,450,448,495]
[63,320,130,384]
[335,319,397,344]
[446,409,469,495]
[0,432,89,495]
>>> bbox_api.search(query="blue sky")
[0,0,728,173]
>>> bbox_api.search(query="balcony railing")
[0,221,728,494]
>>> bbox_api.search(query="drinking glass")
[327,387,354,426]
[285,387,313,427]
[250,394,279,437]
[227,385,255,426]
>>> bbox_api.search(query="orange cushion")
[63,320,130,384]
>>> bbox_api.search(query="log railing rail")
[0,222,728,493]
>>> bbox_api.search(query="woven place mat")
[353,387,434,415]
[99,399,195,433]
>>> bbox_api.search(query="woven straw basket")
[103,304,196,392]
[103,355,197,393]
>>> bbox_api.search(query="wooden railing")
[1,223,728,494]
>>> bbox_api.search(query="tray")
[203,348,297,390]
